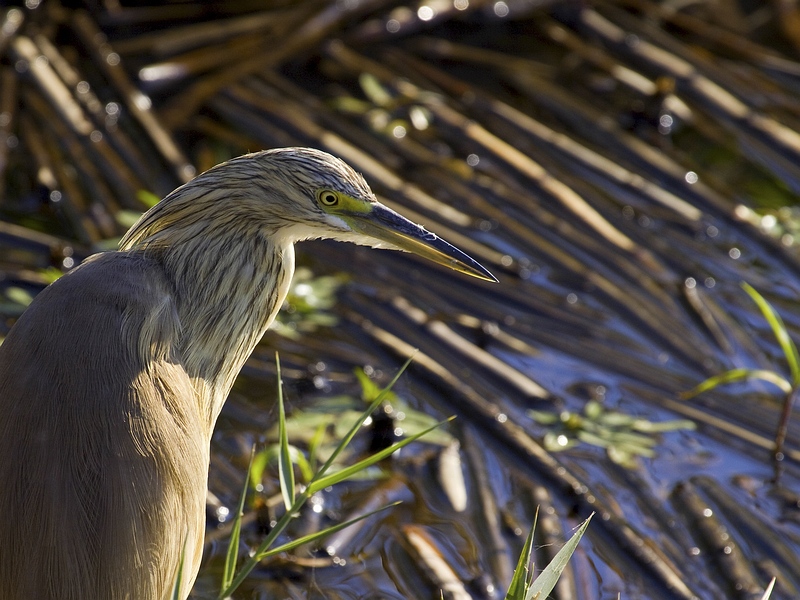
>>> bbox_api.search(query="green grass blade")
[734,369,793,393]
[292,445,315,483]
[505,507,538,600]
[218,490,308,599]
[254,501,402,560]
[249,449,269,490]
[171,533,188,600]
[307,422,327,473]
[354,367,383,401]
[308,416,453,494]
[742,282,800,385]
[221,491,404,596]
[681,368,792,399]
[315,355,415,479]
[526,514,592,600]
[220,357,418,599]
[221,446,255,592]
[276,353,295,510]
[136,189,161,208]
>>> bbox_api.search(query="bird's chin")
[276,222,399,249]
[329,231,405,251]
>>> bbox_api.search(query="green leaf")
[249,448,269,489]
[218,357,420,599]
[308,416,453,494]
[252,444,314,484]
[328,96,374,115]
[254,501,401,560]
[306,422,329,473]
[504,507,538,600]
[5,287,34,307]
[276,353,295,510]
[292,446,314,483]
[115,209,145,229]
[607,446,642,468]
[393,409,453,446]
[542,431,578,452]
[584,400,603,420]
[354,367,384,402]
[219,497,302,598]
[681,368,792,399]
[171,534,189,600]
[137,189,161,208]
[613,439,656,457]
[595,411,637,427]
[603,430,658,448]
[527,410,560,425]
[742,282,800,385]
[526,514,592,600]
[632,419,696,433]
[315,356,414,480]
[575,430,613,449]
[222,447,254,591]
[359,72,392,106]
[38,266,63,283]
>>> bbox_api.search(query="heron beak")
[346,202,498,282]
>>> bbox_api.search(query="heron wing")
[0,252,207,600]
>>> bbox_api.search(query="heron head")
[122,147,496,283]
[250,148,497,282]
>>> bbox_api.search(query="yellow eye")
[317,189,340,207]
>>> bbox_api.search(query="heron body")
[0,148,494,599]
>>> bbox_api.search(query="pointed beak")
[346,202,498,283]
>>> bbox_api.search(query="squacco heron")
[0,147,494,600]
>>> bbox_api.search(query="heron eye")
[317,190,340,207]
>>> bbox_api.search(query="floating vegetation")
[684,283,800,468]
[530,400,695,468]
[254,365,453,483]
[221,356,441,599]
[271,267,346,339]
[748,205,800,249]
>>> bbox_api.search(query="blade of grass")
[742,282,800,385]
[505,507,538,600]
[526,514,592,600]
[276,353,295,510]
[254,501,402,560]
[218,491,302,599]
[249,449,269,490]
[308,416,454,493]
[681,368,792,399]
[218,357,422,599]
[221,446,255,592]
[307,422,327,474]
[219,406,439,597]
[171,533,188,600]
[315,354,415,479]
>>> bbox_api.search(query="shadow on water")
[2,1,800,598]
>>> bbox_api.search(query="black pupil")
[324,194,336,204]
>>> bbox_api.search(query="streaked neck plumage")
[167,228,293,429]
[121,182,296,432]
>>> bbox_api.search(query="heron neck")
[160,233,294,431]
